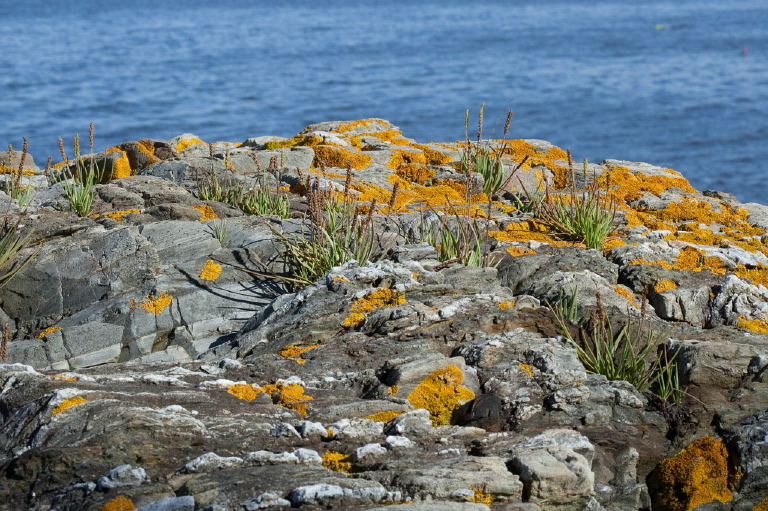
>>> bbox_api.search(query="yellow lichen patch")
[38,326,63,338]
[342,312,366,328]
[754,497,768,511]
[257,383,313,418]
[614,286,640,309]
[735,317,768,334]
[506,246,536,257]
[490,219,581,247]
[597,165,697,204]
[351,288,406,313]
[411,143,453,166]
[101,209,140,223]
[364,410,404,423]
[130,292,173,315]
[0,164,35,176]
[497,300,516,310]
[109,151,132,180]
[199,260,222,281]
[655,280,678,293]
[386,149,427,170]
[175,137,205,152]
[50,374,78,381]
[469,487,494,505]
[333,276,349,282]
[395,164,435,185]
[735,265,768,288]
[228,383,258,402]
[322,451,353,474]
[313,146,371,170]
[406,365,475,427]
[335,119,380,133]
[630,246,726,275]
[262,134,307,150]
[348,129,410,148]
[648,436,734,511]
[278,344,321,364]
[102,495,136,511]
[193,204,218,220]
[343,289,406,328]
[518,363,535,377]
[602,238,626,253]
[52,396,87,416]
[432,178,466,197]
[388,385,400,396]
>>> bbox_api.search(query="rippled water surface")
[1,0,766,202]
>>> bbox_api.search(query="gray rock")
[509,430,595,510]
[136,496,195,511]
[184,452,244,473]
[671,338,767,389]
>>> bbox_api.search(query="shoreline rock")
[2,118,768,509]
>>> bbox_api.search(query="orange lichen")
[614,285,640,309]
[335,119,380,133]
[406,365,475,427]
[257,382,313,418]
[343,289,406,328]
[50,374,77,381]
[0,164,35,176]
[52,396,87,416]
[108,151,132,180]
[386,149,427,170]
[735,265,768,288]
[647,436,734,511]
[489,219,582,247]
[228,383,258,402]
[411,143,453,166]
[597,166,697,204]
[102,496,136,511]
[630,246,726,275]
[506,246,536,257]
[101,209,140,223]
[342,312,366,328]
[350,288,406,313]
[322,451,353,474]
[602,238,626,253]
[130,292,173,315]
[518,363,535,377]
[364,410,404,423]
[395,164,435,185]
[349,128,410,148]
[193,204,218,220]
[278,344,320,364]
[313,146,371,170]
[38,326,63,338]
[175,137,205,152]
[654,280,678,293]
[497,300,516,310]
[199,260,222,281]
[388,385,400,396]
[469,487,494,505]
[735,317,768,334]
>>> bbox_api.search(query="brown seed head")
[503,111,513,137]
[58,137,67,161]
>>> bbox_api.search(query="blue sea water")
[1,0,766,202]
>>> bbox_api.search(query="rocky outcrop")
[2,118,768,509]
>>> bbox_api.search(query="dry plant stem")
[58,137,67,162]
[0,323,8,363]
